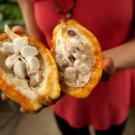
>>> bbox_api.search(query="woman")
[3,0,135,135]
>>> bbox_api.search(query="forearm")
[17,0,45,42]
[103,37,135,70]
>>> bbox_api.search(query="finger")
[102,57,115,81]
[12,26,25,35]
[20,107,28,113]
[103,57,115,76]
[1,93,8,101]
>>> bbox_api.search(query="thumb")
[12,26,26,35]
[102,57,115,81]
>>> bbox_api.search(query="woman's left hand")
[102,57,115,81]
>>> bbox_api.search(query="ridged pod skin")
[0,33,61,112]
[51,19,103,98]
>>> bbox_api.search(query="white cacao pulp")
[21,46,38,58]
[0,25,42,87]
[55,28,95,87]
[13,37,28,53]
[5,54,18,69]
[1,42,14,54]
[13,61,27,79]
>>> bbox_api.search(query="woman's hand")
[1,93,27,112]
[102,57,115,81]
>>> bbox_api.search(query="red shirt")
[32,0,135,130]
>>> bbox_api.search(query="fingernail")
[20,107,27,113]
[12,26,25,35]
[1,93,8,101]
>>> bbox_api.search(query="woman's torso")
[31,0,135,130]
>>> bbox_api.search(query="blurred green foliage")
[0,2,24,32]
